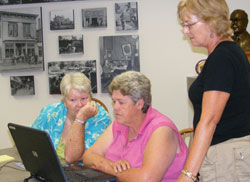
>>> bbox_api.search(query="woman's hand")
[76,101,98,122]
[110,160,131,173]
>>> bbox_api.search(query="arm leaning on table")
[83,122,179,182]
[65,102,111,163]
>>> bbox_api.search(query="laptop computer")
[7,122,117,182]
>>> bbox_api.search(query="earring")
[210,33,214,38]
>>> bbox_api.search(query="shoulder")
[141,107,180,140]
[42,102,65,110]
[149,108,177,131]
[96,103,110,118]
[148,107,183,137]
[87,102,111,125]
[207,42,239,68]
[39,102,66,117]
[213,41,244,59]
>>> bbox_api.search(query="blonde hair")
[178,0,233,38]
[60,72,91,102]
[109,71,151,113]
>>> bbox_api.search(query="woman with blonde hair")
[32,72,111,164]
[177,0,250,181]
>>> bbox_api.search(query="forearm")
[65,122,85,163]
[184,120,216,176]
[115,168,151,182]
[83,153,150,182]
[184,91,229,176]
[83,152,117,175]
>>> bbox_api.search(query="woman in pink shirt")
[83,71,188,182]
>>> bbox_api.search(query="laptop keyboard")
[63,167,89,182]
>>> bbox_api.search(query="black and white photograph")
[82,7,107,28]
[100,35,140,93]
[0,7,44,72]
[0,0,84,5]
[10,75,35,96]
[115,2,139,31]
[50,9,74,30]
[48,60,97,94]
[59,35,83,55]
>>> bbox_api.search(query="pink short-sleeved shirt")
[105,106,188,182]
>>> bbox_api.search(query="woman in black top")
[177,0,250,182]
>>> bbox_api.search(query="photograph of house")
[0,7,44,72]
[82,7,107,28]
[50,9,74,30]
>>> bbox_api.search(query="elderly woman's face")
[182,13,211,48]
[112,90,140,125]
[64,88,91,118]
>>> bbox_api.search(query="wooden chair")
[92,98,109,113]
[179,128,194,150]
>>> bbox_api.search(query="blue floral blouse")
[31,101,111,149]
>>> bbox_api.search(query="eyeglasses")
[181,21,199,29]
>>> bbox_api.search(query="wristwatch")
[181,169,197,181]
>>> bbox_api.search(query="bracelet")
[75,119,85,125]
[181,169,197,181]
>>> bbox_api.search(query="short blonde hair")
[60,72,91,102]
[109,71,151,113]
[178,0,233,38]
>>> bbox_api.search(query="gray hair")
[60,72,92,102]
[109,71,152,113]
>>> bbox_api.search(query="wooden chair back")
[92,98,109,113]
[179,128,194,150]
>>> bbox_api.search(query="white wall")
[0,0,249,149]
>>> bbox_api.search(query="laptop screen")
[8,122,67,181]
[8,123,117,182]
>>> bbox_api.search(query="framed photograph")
[50,9,74,30]
[48,60,97,94]
[82,7,107,28]
[58,35,83,55]
[115,2,139,31]
[0,7,44,72]
[10,75,35,96]
[100,35,140,93]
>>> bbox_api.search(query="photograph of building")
[0,7,44,72]
[82,7,107,28]
[50,9,74,30]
